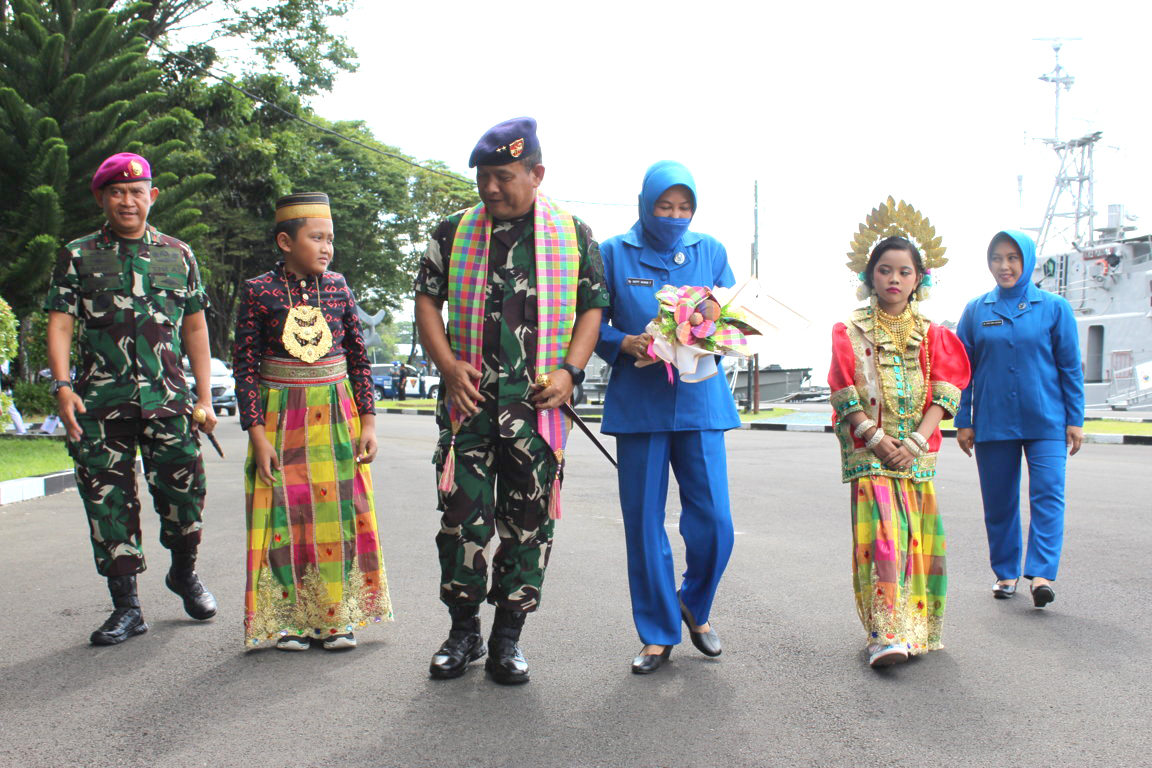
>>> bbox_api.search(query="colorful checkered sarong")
[244,357,391,646]
[446,194,577,446]
[850,476,945,655]
[442,193,580,516]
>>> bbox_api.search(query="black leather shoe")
[1031,583,1055,608]
[992,580,1017,599]
[485,608,529,685]
[429,606,486,679]
[166,571,218,620]
[680,598,722,657]
[631,646,672,674]
[90,575,148,645]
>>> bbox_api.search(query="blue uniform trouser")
[974,439,1067,581]
[616,430,735,646]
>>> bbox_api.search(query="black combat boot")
[165,550,217,620]
[90,575,148,645]
[485,608,529,685]
[429,605,486,679]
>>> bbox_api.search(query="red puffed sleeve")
[828,322,863,424]
[924,323,970,418]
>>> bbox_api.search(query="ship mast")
[1033,38,1100,266]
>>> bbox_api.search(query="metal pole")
[750,181,760,413]
[1017,174,1024,228]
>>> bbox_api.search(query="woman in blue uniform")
[955,229,1084,608]
[596,161,740,674]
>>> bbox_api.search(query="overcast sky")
[309,0,1152,375]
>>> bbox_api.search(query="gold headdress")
[847,197,948,301]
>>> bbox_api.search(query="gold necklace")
[871,302,930,442]
[280,269,332,363]
[874,304,915,353]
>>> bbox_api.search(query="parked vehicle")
[182,357,237,415]
[371,363,439,401]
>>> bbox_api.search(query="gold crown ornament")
[846,197,948,301]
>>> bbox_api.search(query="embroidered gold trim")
[246,563,392,644]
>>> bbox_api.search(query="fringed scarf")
[439,193,579,518]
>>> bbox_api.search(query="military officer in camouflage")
[415,118,609,684]
[44,152,219,645]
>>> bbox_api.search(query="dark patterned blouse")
[233,263,375,429]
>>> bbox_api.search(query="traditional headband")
[275,191,331,223]
[846,197,948,301]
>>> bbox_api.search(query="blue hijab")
[991,229,1037,302]
[637,160,697,253]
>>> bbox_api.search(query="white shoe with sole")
[323,633,357,651]
[868,644,909,668]
[276,635,310,651]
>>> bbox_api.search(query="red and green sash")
[439,193,579,516]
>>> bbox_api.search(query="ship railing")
[1106,363,1152,409]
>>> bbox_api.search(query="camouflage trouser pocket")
[66,431,115,470]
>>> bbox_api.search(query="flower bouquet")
[640,284,763,383]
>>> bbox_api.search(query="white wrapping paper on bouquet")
[639,278,810,383]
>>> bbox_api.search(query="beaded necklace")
[870,300,930,439]
[874,304,916,354]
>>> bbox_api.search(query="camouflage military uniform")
[43,224,209,577]
[414,211,609,611]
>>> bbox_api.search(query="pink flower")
[676,321,695,345]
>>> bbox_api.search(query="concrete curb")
[375,408,1151,445]
[4,414,1146,507]
[0,469,76,505]
[0,457,144,507]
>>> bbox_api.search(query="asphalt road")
[2,415,1150,768]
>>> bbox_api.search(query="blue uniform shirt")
[955,281,1085,442]
[596,223,741,435]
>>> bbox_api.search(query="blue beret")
[468,117,539,168]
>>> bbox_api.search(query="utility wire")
[138,33,632,207]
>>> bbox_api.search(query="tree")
[135,0,357,96]
[0,0,211,379]
[0,0,206,314]
[159,70,475,358]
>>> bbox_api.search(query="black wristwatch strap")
[51,380,73,394]
[559,363,585,385]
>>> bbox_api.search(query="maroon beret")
[91,153,152,192]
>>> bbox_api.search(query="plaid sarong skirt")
[244,356,391,646]
[850,476,946,655]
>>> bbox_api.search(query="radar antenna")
[1035,37,1079,140]
[1032,38,1099,268]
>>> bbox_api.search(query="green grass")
[940,417,1150,435]
[1081,419,1152,435]
[0,436,72,482]
[738,408,793,421]
[375,398,436,409]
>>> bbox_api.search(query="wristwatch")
[559,363,585,385]
[50,380,73,395]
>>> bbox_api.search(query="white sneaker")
[323,633,356,651]
[868,644,909,668]
[276,635,310,651]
